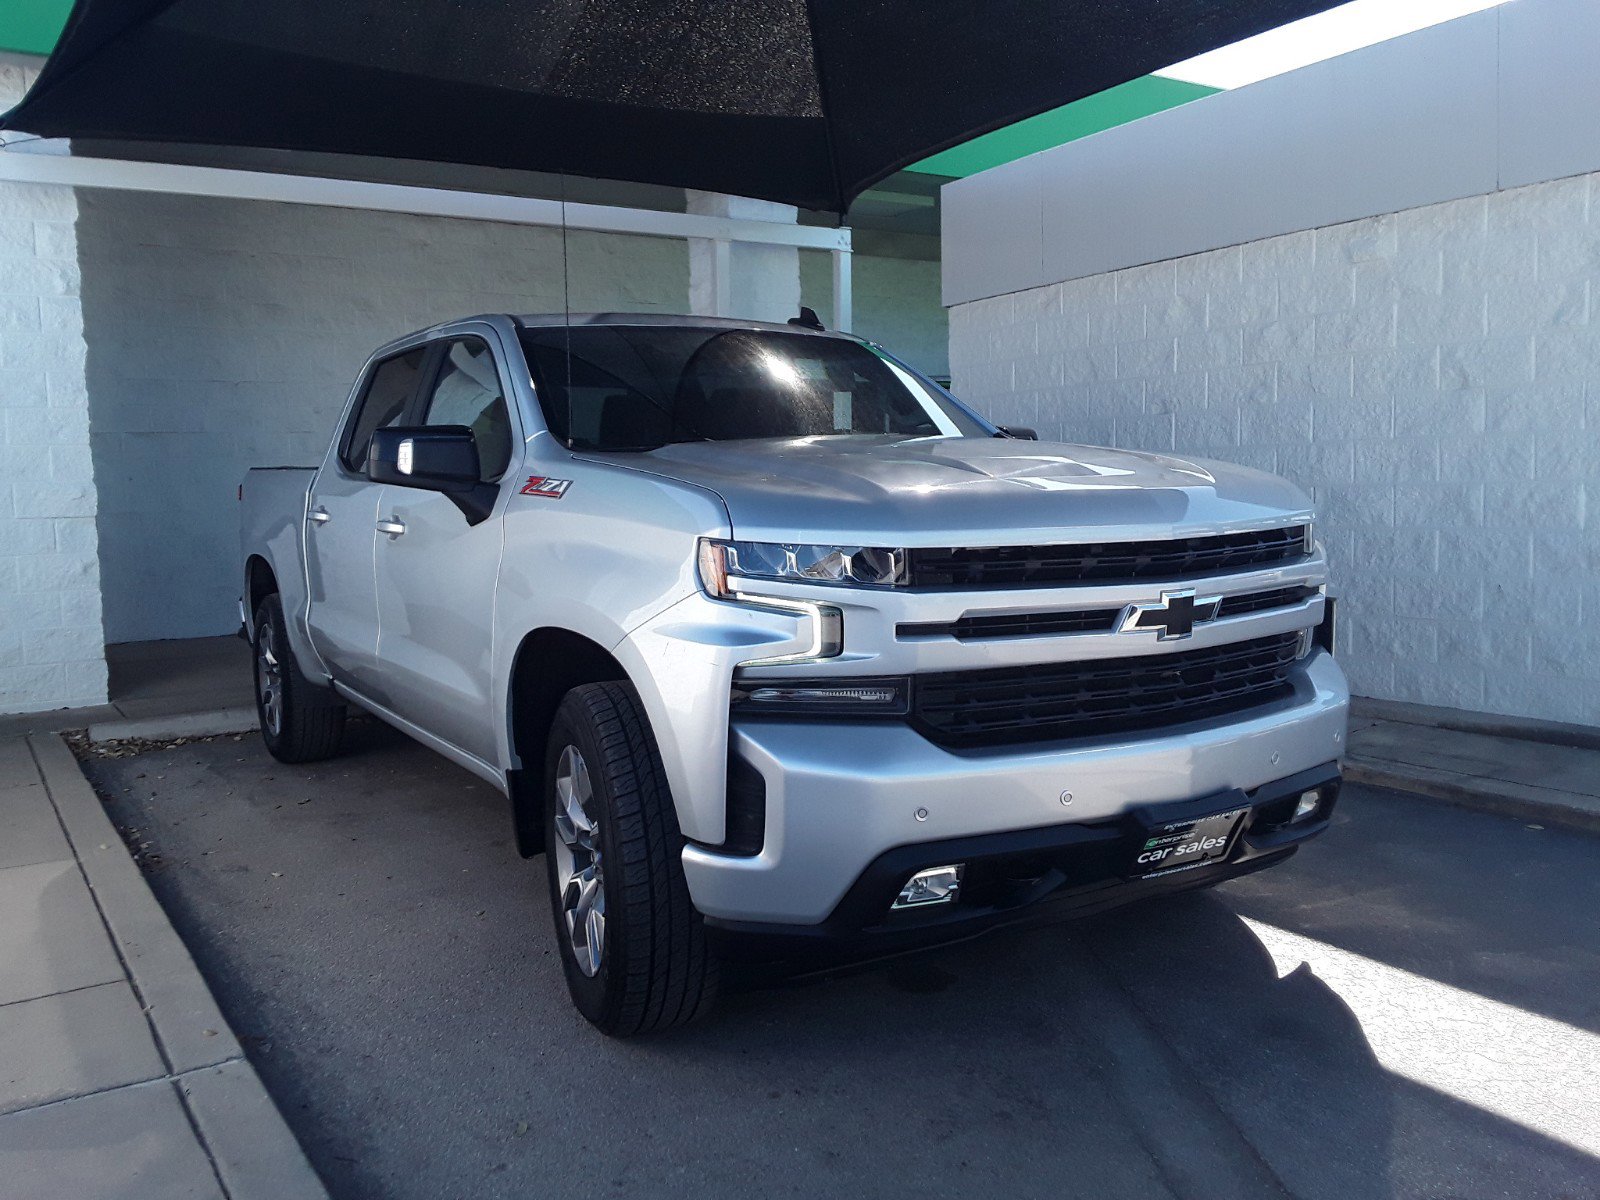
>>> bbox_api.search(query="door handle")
[307,505,331,525]
[376,518,407,537]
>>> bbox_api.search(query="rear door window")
[341,347,427,472]
[420,337,514,481]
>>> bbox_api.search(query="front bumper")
[704,762,1339,968]
[681,648,1348,925]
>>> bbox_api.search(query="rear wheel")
[253,594,346,763]
[544,681,718,1035]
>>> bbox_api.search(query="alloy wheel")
[552,744,606,977]
[256,621,284,737]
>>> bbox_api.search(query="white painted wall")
[77,190,690,643]
[945,0,1600,724]
[943,0,1600,307]
[0,60,107,714]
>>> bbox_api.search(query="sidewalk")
[0,637,255,742]
[1346,701,1600,834]
[0,732,326,1200]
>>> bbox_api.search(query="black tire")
[543,681,718,1035]
[253,594,346,763]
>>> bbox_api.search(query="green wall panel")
[907,76,1220,178]
[0,0,71,56]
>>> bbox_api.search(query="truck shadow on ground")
[84,721,1599,1200]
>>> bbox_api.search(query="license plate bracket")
[1126,790,1250,879]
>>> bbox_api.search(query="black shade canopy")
[3,0,1342,212]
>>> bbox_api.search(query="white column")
[831,247,853,333]
[0,60,109,714]
[685,191,801,323]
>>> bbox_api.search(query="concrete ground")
[0,733,325,1200]
[82,723,1600,1200]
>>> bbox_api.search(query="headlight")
[697,538,906,597]
[697,539,846,664]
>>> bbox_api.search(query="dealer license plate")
[1128,805,1248,879]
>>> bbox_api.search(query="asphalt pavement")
[82,723,1600,1200]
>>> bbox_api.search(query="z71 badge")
[519,476,572,499]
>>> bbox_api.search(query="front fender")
[487,453,732,776]
[614,593,818,846]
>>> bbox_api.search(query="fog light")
[893,864,964,909]
[1293,790,1322,823]
[731,676,910,716]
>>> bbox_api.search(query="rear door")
[305,345,429,697]
[373,333,519,762]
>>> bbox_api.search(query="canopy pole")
[831,247,853,333]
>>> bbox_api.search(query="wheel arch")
[245,554,278,629]
[505,627,631,857]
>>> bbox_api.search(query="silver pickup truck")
[239,312,1348,1035]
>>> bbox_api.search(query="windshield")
[520,325,994,450]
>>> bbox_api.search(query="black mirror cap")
[366,426,498,525]
[996,425,1039,440]
[367,426,480,490]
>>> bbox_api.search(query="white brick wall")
[0,61,108,714]
[951,173,1599,724]
[75,189,693,642]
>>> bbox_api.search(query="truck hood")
[618,435,1313,545]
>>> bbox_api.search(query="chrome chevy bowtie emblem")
[1117,588,1223,641]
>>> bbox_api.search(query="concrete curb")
[27,733,328,1200]
[86,707,258,745]
[1344,757,1600,836]
[1351,696,1600,753]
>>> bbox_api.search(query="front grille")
[897,585,1320,642]
[911,632,1302,748]
[1215,585,1319,620]
[907,526,1308,588]
[899,608,1121,640]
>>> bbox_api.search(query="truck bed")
[239,465,317,642]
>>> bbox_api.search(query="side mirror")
[368,426,480,490]
[996,425,1039,440]
[367,426,497,525]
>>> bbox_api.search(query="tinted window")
[342,347,426,472]
[521,326,992,450]
[421,338,514,481]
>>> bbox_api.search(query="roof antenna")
[560,170,574,451]
[788,306,825,331]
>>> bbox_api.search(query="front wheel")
[544,681,718,1035]
[253,594,346,763]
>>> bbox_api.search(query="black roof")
[2,1,1344,213]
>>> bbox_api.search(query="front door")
[305,346,428,698]
[374,335,516,763]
